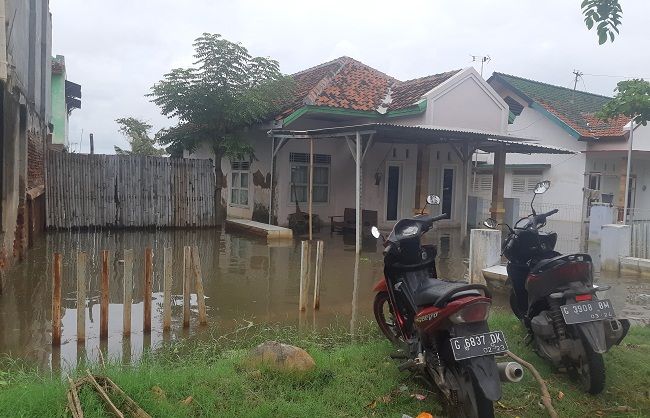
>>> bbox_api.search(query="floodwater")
[0,226,648,371]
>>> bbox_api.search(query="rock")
[248,341,315,372]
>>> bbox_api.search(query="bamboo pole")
[191,246,207,325]
[309,138,314,240]
[123,249,134,336]
[299,240,308,311]
[100,250,109,340]
[183,246,191,327]
[163,247,172,331]
[52,253,62,345]
[143,247,153,333]
[313,240,324,310]
[76,251,87,342]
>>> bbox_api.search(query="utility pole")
[471,55,491,77]
[572,70,583,102]
[89,133,94,155]
[623,116,637,224]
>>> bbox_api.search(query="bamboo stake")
[143,247,153,333]
[299,241,308,311]
[100,250,109,340]
[123,249,134,336]
[183,246,191,327]
[52,253,62,345]
[191,246,207,325]
[313,240,324,310]
[163,247,172,331]
[76,252,87,342]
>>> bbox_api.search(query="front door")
[441,167,454,219]
[386,164,401,221]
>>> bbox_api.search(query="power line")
[582,73,650,79]
[470,54,491,77]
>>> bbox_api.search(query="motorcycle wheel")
[576,341,606,394]
[446,368,494,418]
[509,289,524,320]
[373,292,401,344]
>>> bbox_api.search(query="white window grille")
[289,153,331,203]
[472,175,493,194]
[512,174,541,194]
[230,161,250,206]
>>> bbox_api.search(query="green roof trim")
[508,111,516,124]
[282,101,427,127]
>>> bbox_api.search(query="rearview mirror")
[426,195,441,205]
[534,180,550,194]
[483,218,498,229]
[371,226,381,239]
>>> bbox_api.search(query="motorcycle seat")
[413,279,484,307]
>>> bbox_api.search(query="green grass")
[0,313,649,417]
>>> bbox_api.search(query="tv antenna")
[572,69,583,103]
[471,55,491,77]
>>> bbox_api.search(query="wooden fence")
[46,152,216,228]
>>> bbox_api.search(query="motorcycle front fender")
[462,355,502,401]
[574,321,607,354]
[372,277,388,293]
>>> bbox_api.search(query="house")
[186,57,571,241]
[51,55,81,150]
[1,0,52,281]
[487,73,645,224]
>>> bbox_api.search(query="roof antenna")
[572,69,583,103]
[471,55,491,77]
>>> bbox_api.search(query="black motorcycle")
[372,195,523,418]
[484,180,629,394]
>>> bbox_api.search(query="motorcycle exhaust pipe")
[497,362,524,383]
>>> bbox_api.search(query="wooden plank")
[191,246,207,325]
[143,247,153,333]
[100,250,109,340]
[123,249,134,336]
[299,241,308,312]
[76,251,87,342]
[52,253,62,345]
[313,240,323,310]
[163,247,172,331]
[183,246,191,327]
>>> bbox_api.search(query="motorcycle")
[371,195,523,418]
[483,180,630,394]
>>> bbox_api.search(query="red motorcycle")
[371,195,522,418]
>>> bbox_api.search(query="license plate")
[450,331,508,361]
[560,298,616,324]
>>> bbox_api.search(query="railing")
[628,208,650,258]
[519,201,585,254]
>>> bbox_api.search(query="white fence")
[629,208,650,258]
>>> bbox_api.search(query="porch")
[268,123,574,253]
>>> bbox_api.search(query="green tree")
[148,33,293,212]
[581,0,622,44]
[114,117,166,156]
[597,79,650,125]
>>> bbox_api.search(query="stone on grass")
[248,341,315,372]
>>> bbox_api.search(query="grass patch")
[0,313,649,417]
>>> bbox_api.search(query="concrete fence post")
[589,205,616,242]
[601,224,631,271]
[469,229,502,285]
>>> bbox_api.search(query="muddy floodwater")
[0,227,648,371]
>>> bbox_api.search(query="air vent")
[231,161,250,171]
[289,153,331,164]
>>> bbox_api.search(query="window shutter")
[512,176,526,193]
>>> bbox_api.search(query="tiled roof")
[389,71,461,110]
[492,72,628,138]
[278,57,460,120]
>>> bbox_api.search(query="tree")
[581,0,622,44]
[114,117,166,156]
[148,32,293,164]
[597,79,650,125]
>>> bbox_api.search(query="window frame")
[511,174,542,195]
[230,161,251,208]
[288,153,331,205]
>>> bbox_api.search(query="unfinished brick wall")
[27,130,45,189]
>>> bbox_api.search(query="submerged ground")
[1,310,648,417]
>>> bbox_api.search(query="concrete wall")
[1,0,51,283]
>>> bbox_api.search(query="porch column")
[461,142,471,240]
[355,131,362,254]
[617,157,627,222]
[490,147,506,225]
[414,144,430,212]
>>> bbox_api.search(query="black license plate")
[450,331,508,361]
[560,299,616,324]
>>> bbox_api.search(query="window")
[289,153,330,203]
[230,161,250,206]
[472,174,493,194]
[588,173,601,191]
[512,174,541,194]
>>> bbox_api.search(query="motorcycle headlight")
[401,225,419,236]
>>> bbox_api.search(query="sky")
[50,0,650,155]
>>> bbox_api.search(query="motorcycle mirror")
[534,180,551,194]
[483,218,498,229]
[426,194,441,205]
[371,226,381,239]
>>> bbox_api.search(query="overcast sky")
[50,0,650,154]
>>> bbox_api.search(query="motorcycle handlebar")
[540,208,559,218]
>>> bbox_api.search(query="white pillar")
[468,228,502,284]
[355,131,362,254]
[601,224,631,271]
